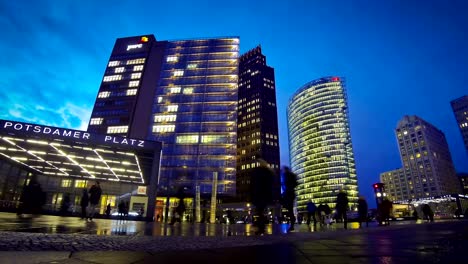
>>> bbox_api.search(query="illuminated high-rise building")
[451,95,468,157]
[89,35,239,201]
[88,35,166,139]
[287,77,358,212]
[381,115,461,201]
[149,37,239,197]
[236,46,280,201]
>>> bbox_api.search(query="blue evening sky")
[1,0,467,205]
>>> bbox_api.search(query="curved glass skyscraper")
[287,77,358,212]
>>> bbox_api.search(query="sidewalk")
[0,220,467,263]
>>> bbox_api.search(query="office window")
[114,67,125,73]
[108,61,120,67]
[98,91,111,98]
[152,125,175,133]
[131,73,141,79]
[167,56,178,62]
[154,114,177,122]
[133,65,144,71]
[90,118,103,125]
[107,126,128,134]
[167,105,179,112]
[183,88,193,94]
[170,87,181,93]
[103,75,122,82]
[126,89,137,96]
[129,80,139,87]
[173,70,184,77]
[176,135,199,144]
[126,58,145,65]
[187,64,197,69]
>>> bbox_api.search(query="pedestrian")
[335,190,349,229]
[18,175,46,215]
[357,196,368,227]
[250,158,275,235]
[87,181,102,221]
[106,204,111,218]
[59,194,71,216]
[421,204,434,222]
[379,199,393,225]
[306,200,317,227]
[124,202,129,218]
[282,166,298,232]
[80,189,89,219]
[118,201,125,219]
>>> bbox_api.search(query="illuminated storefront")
[287,77,358,212]
[0,119,161,220]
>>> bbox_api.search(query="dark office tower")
[382,115,461,200]
[236,46,280,201]
[451,95,468,157]
[287,77,358,212]
[150,37,239,197]
[88,35,165,139]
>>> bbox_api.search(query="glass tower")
[287,77,358,212]
[236,46,280,201]
[150,38,239,197]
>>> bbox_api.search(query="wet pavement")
[0,212,467,263]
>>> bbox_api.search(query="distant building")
[287,77,358,212]
[451,95,468,157]
[236,46,280,202]
[381,115,461,201]
[458,173,468,195]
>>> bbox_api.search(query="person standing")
[87,181,102,221]
[306,200,317,227]
[106,204,112,218]
[335,190,349,229]
[250,159,275,235]
[80,189,89,219]
[282,166,298,232]
[357,196,368,228]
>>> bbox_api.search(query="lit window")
[183,88,193,94]
[131,73,142,79]
[90,118,103,125]
[152,125,175,133]
[170,87,181,93]
[61,179,72,188]
[129,80,139,87]
[167,56,178,62]
[108,61,120,67]
[98,91,111,98]
[126,58,146,65]
[107,126,128,134]
[176,135,199,144]
[133,65,144,71]
[115,67,125,73]
[201,135,225,144]
[157,97,163,103]
[173,70,184,77]
[103,75,122,82]
[154,114,177,122]
[75,180,88,188]
[187,64,197,69]
[126,89,137,96]
[167,105,178,112]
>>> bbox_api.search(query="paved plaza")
[0,213,467,263]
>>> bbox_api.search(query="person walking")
[335,190,349,229]
[306,200,317,227]
[87,181,102,221]
[106,204,112,218]
[422,204,434,222]
[80,189,89,219]
[357,196,368,227]
[250,158,275,235]
[282,166,298,232]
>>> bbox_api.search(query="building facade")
[236,46,280,201]
[88,35,166,139]
[287,77,358,212]
[0,119,162,219]
[451,95,468,157]
[381,115,461,201]
[88,35,240,200]
[148,37,239,198]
